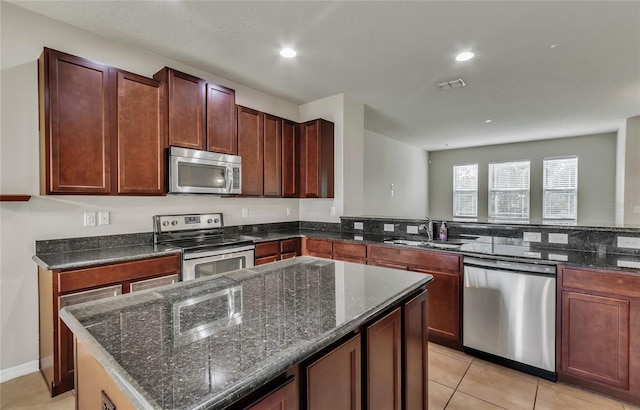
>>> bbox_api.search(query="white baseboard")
[0,360,39,383]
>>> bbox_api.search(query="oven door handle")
[183,245,255,260]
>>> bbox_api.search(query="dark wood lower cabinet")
[39,255,181,396]
[245,378,298,410]
[557,265,640,405]
[307,335,362,410]
[366,309,401,410]
[414,269,461,349]
[404,290,429,410]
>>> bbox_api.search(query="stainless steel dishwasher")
[463,256,557,380]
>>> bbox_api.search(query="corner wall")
[624,116,640,225]
[363,130,429,218]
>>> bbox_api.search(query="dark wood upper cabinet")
[154,67,206,150]
[237,106,264,196]
[115,70,165,194]
[39,48,112,195]
[299,119,334,198]
[263,113,282,197]
[206,83,237,154]
[282,119,298,197]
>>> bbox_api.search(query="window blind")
[453,164,478,218]
[488,160,530,220]
[543,157,578,220]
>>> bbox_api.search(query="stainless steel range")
[153,213,255,281]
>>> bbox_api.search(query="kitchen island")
[60,256,433,409]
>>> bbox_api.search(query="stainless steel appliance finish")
[463,256,556,379]
[153,213,254,281]
[168,146,242,195]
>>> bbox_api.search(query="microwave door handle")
[227,164,233,193]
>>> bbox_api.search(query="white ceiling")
[10,0,640,151]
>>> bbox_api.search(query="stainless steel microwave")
[168,147,242,194]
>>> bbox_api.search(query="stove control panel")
[154,213,223,232]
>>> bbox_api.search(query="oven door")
[182,245,255,281]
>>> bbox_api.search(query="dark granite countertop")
[33,244,182,271]
[33,227,640,274]
[60,257,433,410]
[241,229,640,274]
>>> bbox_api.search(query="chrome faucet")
[418,218,433,241]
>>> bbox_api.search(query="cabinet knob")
[207,219,213,224]
[162,221,169,227]
[214,218,220,223]
[171,220,178,226]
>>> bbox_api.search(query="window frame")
[542,156,578,222]
[487,159,531,222]
[452,163,478,219]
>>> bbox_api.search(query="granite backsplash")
[340,216,640,256]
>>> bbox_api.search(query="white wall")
[616,122,627,225]
[624,116,640,225]
[363,130,429,218]
[0,2,304,379]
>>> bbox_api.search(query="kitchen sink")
[384,239,461,250]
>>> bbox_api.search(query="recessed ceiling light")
[485,119,492,123]
[550,44,559,49]
[280,47,297,58]
[455,51,474,62]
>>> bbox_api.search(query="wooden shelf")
[0,195,32,202]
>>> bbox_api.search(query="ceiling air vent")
[437,78,466,90]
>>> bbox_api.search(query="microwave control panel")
[154,213,223,232]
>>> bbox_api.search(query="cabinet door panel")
[206,83,236,154]
[116,71,165,194]
[334,242,366,259]
[263,114,282,196]
[245,378,297,410]
[42,49,111,194]
[367,308,401,410]
[404,290,428,410]
[305,238,333,255]
[561,291,630,389]
[413,269,460,343]
[307,335,361,410]
[280,238,301,255]
[255,241,280,258]
[300,120,319,198]
[282,120,297,197]
[155,67,205,150]
[237,106,264,196]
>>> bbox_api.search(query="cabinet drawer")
[369,260,408,270]
[256,255,279,266]
[255,241,280,258]
[281,252,297,260]
[561,266,640,298]
[59,284,122,308]
[130,274,179,292]
[58,255,180,293]
[306,238,333,255]
[367,245,460,273]
[280,238,300,254]
[333,242,366,258]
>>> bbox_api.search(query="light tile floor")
[0,343,638,409]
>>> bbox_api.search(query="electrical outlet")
[98,211,110,225]
[523,232,541,242]
[635,205,640,214]
[83,212,96,227]
[354,235,364,241]
[354,222,363,230]
[548,253,569,262]
[618,260,640,269]
[286,207,292,217]
[241,208,249,218]
[523,251,542,259]
[618,236,640,249]
[330,207,336,216]
[384,224,395,232]
[407,225,418,234]
[548,233,568,244]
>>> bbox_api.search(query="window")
[453,164,478,218]
[543,156,578,221]
[488,160,530,221]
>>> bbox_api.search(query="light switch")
[548,233,568,244]
[354,222,363,230]
[523,232,541,242]
[384,224,395,232]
